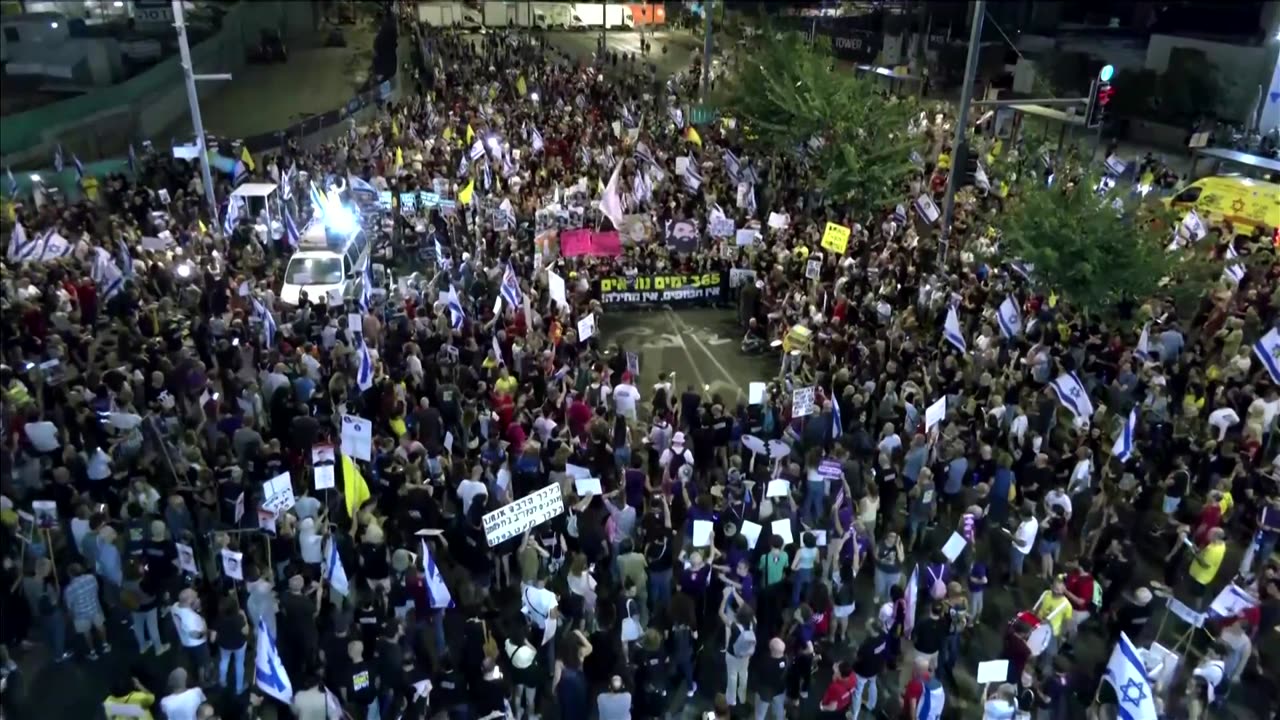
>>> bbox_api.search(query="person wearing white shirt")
[877,423,902,457]
[458,472,489,517]
[23,420,60,453]
[533,410,558,442]
[262,364,290,401]
[1207,406,1240,441]
[1044,488,1073,521]
[1067,447,1093,496]
[612,376,641,422]
[159,667,206,720]
[171,588,210,671]
[1009,508,1039,579]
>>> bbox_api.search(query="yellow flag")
[240,146,255,172]
[1048,291,1059,308]
[466,124,476,144]
[395,147,403,169]
[391,118,400,138]
[458,178,475,205]
[341,453,371,518]
[684,126,702,148]
[198,218,207,235]
[516,75,527,96]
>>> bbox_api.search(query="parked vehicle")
[570,3,634,29]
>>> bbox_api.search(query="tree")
[716,31,927,221]
[994,173,1228,320]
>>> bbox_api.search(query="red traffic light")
[1097,85,1115,106]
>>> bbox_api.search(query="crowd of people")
[1,10,1279,720]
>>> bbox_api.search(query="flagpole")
[172,0,229,232]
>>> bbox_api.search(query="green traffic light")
[1099,64,1114,83]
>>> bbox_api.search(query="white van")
[279,222,371,307]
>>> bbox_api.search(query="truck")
[533,3,574,28]
[417,2,481,27]
[570,3,634,30]
[513,3,556,29]
[482,1,510,27]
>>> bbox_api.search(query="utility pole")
[172,0,231,231]
[939,0,984,264]
[700,0,714,102]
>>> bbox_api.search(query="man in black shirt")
[375,622,405,718]
[754,637,788,720]
[343,639,379,718]
[852,619,889,718]
[1109,587,1154,646]
[911,602,949,666]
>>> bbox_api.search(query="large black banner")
[598,272,724,306]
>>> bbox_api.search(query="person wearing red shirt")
[566,392,592,437]
[818,660,858,719]
[1193,493,1223,546]
[900,656,932,719]
[1062,561,1096,642]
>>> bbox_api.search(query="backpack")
[928,565,947,600]
[728,622,756,658]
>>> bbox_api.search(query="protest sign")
[821,222,851,254]
[925,397,947,432]
[261,472,296,515]
[341,414,373,461]
[577,314,597,341]
[548,270,568,309]
[482,483,565,547]
[710,215,735,238]
[598,272,722,306]
[176,542,199,575]
[914,195,940,224]
[805,259,821,280]
[664,219,700,254]
[791,386,816,417]
[220,549,244,581]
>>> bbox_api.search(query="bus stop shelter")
[1189,147,1280,182]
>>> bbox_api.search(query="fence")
[0,1,316,167]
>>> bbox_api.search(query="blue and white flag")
[224,195,243,236]
[831,396,843,439]
[530,126,544,153]
[497,198,517,230]
[1224,244,1245,284]
[482,163,493,192]
[470,139,486,162]
[434,237,449,271]
[356,338,374,391]
[252,297,277,348]
[1112,407,1137,463]
[53,145,64,174]
[1050,371,1095,419]
[117,239,133,279]
[1101,632,1158,720]
[322,535,349,597]
[73,154,85,181]
[891,203,907,226]
[280,163,294,202]
[1135,323,1152,362]
[283,209,300,249]
[634,142,656,169]
[943,306,967,353]
[633,171,652,204]
[458,154,470,178]
[915,678,945,720]
[254,616,294,703]
[421,539,454,609]
[232,159,249,186]
[357,261,372,313]
[669,106,684,129]
[348,174,377,197]
[7,223,36,262]
[308,181,326,220]
[501,262,522,308]
[1254,327,1280,384]
[723,149,741,183]
[446,285,466,330]
[127,144,139,176]
[92,248,125,301]
[997,295,1022,338]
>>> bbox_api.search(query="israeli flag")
[252,297,277,348]
[422,539,454,609]
[831,396,843,439]
[1135,323,1152,362]
[118,239,134,279]
[723,149,741,182]
[458,154,470,178]
[357,262,372,313]
[669,106,685,129]
[470,139,486,162]
[73,154,85,181]
[434,237,449,271]
[7,223,36,262]
[92,248,125,301]
[633,171,652,203]
[497,198,516,230]
[915,679,945,720]
[127,144,139,176]
[280,164,294,202]
[530,126,544,153]
[356,338,374,391]
[283,209,300,249]
[223,195,242,236]
[1112,407,1137,463]
[501,262,522,308]
[53,145,64,174]
[446,285,466,330]
[348,174,377,197]
[482,163,493,191]
[1253,327,1280,384]
[322,535,349,597]
[1101,632,1158,720]
[1224,244,1245,284]
[996,296,1022,338]
[891,203,907,225]
[943,306,967,353]
[254,616,294,703]
[634,142,656,168]
[1050,371,1095,419]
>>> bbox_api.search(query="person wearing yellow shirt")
[1189,527,1227,601]
[495,367,518,397]
[104,676,156,720]
[1032,578,1073,672]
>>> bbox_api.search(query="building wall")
[0,1,316,166]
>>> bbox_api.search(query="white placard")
[314,464,336,491]
[1209,584,1259,618]
[577,314,596,342]
[692,519,714,547]
[805,259,821,279]
[565,463,592,479]
[735,228,759,246]
[749,382,767,405]
[675,156,691,175]
[348,313,363,334]
[925,396,947,432]
[914,195,940,224]
[175,542,199,575]
[482,483,566,547]
[767,212,790,229]
[740,520,764,549]
[258,508,278,533]
[548,270,568,310]
[813,530,828,546]
[312,444,335,465]
[941,531,967,562]
[220,549,244,581]
[710,215,735,238]
[341,414,373,462]
[791,386,816,417]
[1166,597,1206,628]
[574,476,603,496]
[976,659,1009,684]
[771,518,794,546]
[444,431,454,453]
[31,500,58,529]
[261,472,296,515]
[233,492,245,525]
[493,293,503,316]
[766,479,790,498]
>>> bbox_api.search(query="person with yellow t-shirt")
[104,676,156,720]
[1189,527,1227,600]
[1032,578,1073,673]
[495,366,518,397]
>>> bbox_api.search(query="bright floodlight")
[486,136,501,151]
[324,205,359,235]
[176,262,193,279]
[29,174,41,182]
[50,21,59,28]
[1099,64,1114,82]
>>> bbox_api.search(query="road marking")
[667,311,743,394]
[662,310,713,393]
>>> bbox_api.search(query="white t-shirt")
[160,687,206,720]
[171,605,207,647]
[878,433,903,456]
[612,383,640,415]
[1044,490,1073,518]
[458,479,488,516]
[23,421,60,452]
[1208,407,1241,440]
[522,585,558,628]
[533,416,557,442]
[1012,518,1039,555]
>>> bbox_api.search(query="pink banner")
[560,229,623,258]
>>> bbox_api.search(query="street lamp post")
[700,0,714,103]
[172,0,229,231]
[939,0,985,264]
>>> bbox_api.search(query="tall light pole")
[700,0,714,102]
[939,0,984,264]
[172,0,230,230]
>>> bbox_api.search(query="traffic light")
[1085,64,1115,129]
